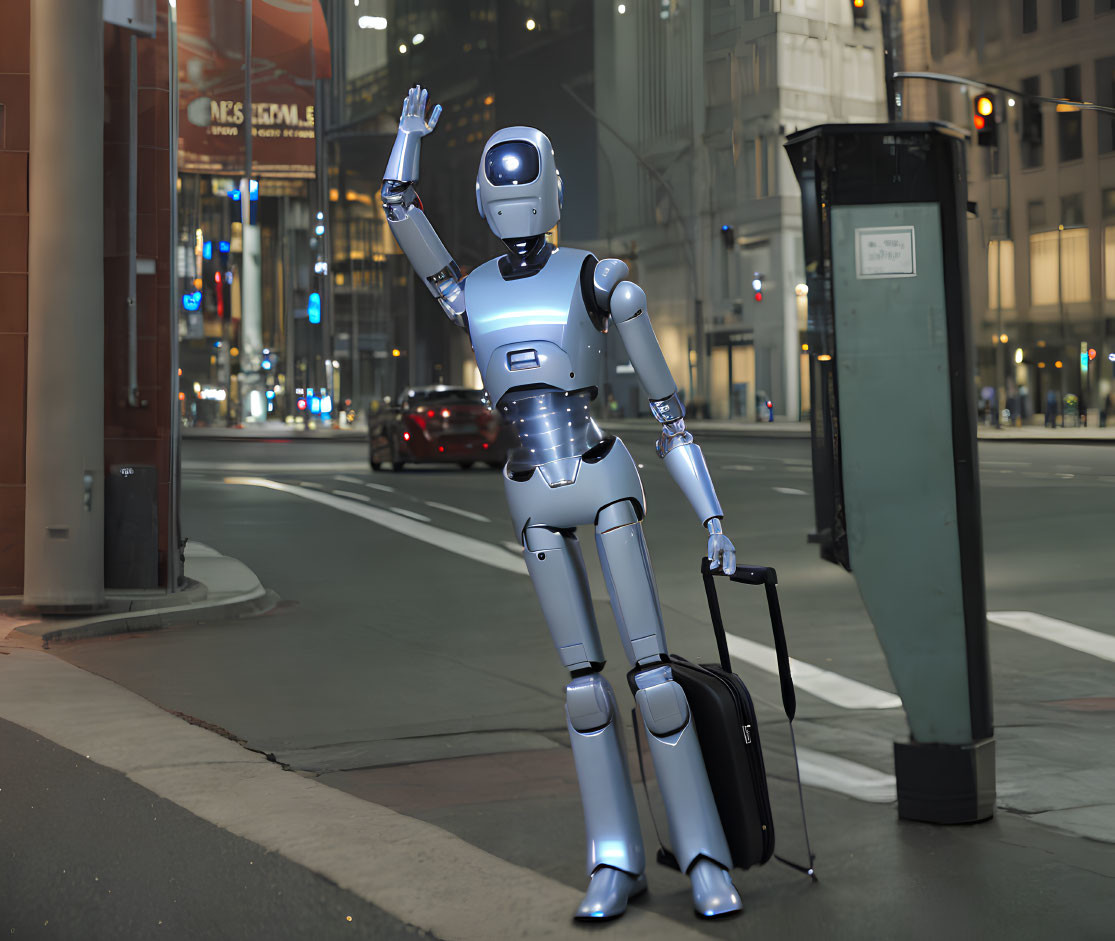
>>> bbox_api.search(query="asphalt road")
[47,433,1115,937]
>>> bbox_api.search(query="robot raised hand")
[381,85,743,922]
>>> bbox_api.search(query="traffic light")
[752,272,764,303]
[720,224,734,248]
[973,93,997,147]
[851,0,868,27]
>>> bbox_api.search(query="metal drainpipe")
[168,0,183,590]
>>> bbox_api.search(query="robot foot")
[574,866,648,921]
[688,857,742,919]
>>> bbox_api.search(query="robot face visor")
[484,142,540,186]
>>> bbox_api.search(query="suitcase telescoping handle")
[700,557,797,722]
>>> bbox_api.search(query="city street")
[35,432,1115,937]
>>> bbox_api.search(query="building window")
[1061,193,1085,226]
[1028,199,1046,230]
[1021,76,1043,168]
[1103,188,1115,218]
[1105,225,1115,300]
[988,239,1016,310]
[1030,228,1091,305]
[1053,65,1083,162]
[931,0,961,55]
[1097,56,1115,153]
[1061,0,1079,20]
[1022,0,1038,32]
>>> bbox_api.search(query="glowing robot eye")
[502,154,521,172]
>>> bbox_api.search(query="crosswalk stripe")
[988,611,1115,664]
[725,634,903,710]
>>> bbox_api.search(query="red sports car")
[368,385,510,471]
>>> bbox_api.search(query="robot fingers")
[428,103,442,131]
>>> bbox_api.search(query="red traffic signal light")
[974,94,997,146]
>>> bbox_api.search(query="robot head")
[476,126,562,240]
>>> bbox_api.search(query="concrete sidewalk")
[2,541,275,647]
[2,636,1112,939]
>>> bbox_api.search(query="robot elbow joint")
[610,281,647,324]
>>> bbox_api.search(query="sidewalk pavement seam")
[0,648,708,941]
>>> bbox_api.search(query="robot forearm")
[656,408,724,526]
[598,269,725,527]
[381,185,465,328]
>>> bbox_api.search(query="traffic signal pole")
[23,0,106,611]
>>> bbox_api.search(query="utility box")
[105,463,159,590]
[785,123,994,825]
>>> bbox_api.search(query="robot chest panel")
[466,250,604,401]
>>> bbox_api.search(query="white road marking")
[502,541,525,555]
[980,460,1031,467]
[725,634,903,710]
[364,481,396,493]
[334,474,365,484]
[332,489,371,502]
[721,464,755,471]
[425,501,490,523]
[223,478,527,575]
[391,507,432,523]
[988,611,1115,664]
[184,461,369,473]
[795,747,896,803]
[298,481,324,489]
[773,487,808,496]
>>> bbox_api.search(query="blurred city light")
[357,15,387,29]
[202,241,212,260]
[308,292,321,325]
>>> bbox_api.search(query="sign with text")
[177,0,330,178]
[854,225,917,279]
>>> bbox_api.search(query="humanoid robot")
[382,86,742,921]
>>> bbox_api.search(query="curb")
[28,588,279,647]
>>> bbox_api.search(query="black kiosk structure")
[785,123,994,824]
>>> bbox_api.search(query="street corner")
[10,543,275,648]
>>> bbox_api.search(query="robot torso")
[464,247,608,479]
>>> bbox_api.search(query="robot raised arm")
[601,266,736,573]
[381,86,466,328]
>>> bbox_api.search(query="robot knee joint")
[633,665,690,737]
[566,672,615,734]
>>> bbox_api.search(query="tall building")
[319,0,596,406]
[899,0,1115,422]
[593,0,886,420]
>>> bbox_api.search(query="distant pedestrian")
[1045,389,1058,428]
[1102,392,1115,429]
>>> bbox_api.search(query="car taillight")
[403,432,411,441]
[482,442,489,449]
[438,445,445,452]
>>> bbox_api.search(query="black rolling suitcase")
[629,558,815,877]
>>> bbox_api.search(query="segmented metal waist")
[499,388,604,473]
